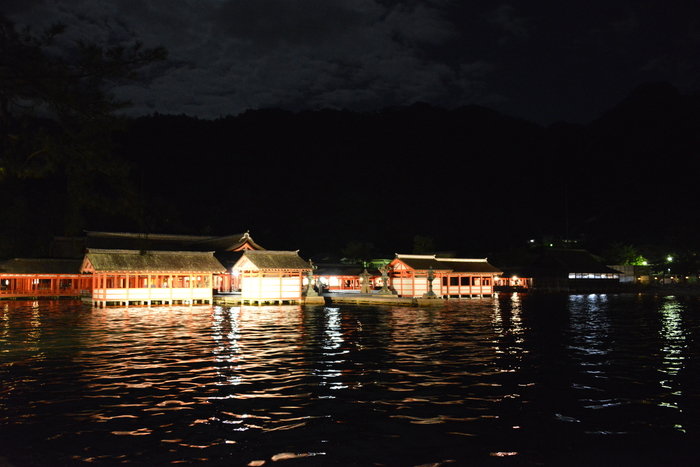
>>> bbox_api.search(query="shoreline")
[513,286,700,297]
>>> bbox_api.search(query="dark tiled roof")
[393,254,501,274]
[186,232,265,252]
[438,258,503,274]
[81,231,263,253]
[0,259,83,275]
[84,231,209,251]
[393,255,449,271]
[237,251,312,271]
[84,249,226,273]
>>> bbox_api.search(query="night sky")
[6,0,699,125]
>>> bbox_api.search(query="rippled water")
[1,294,699,466]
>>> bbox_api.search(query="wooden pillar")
[298,273,303,300]
[190,273,194,304]
[147,273,152,307]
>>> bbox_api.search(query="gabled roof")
[185,232,265,252]
[82,231,212,252]
[391,254,450,271]
[437,257,503,274]
[65,231,264,255]
[391,254,502,274]
[82,249,226,273]
[233,250,312,271]
[0,258,83,275]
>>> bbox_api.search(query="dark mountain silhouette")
[108,81,700,259]
[2,81,698,261]
[547,81,700,252]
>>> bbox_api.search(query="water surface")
[1,294,699,466]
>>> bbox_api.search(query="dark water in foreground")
[1,294,699,466]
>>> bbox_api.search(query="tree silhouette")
[0,14,167,257]
[412,235,435,255]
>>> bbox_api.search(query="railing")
[92,287,213,301]
[0,287,86,297]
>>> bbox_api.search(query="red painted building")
[81,249,226,307]
[0,258,90,298]
[389,254,502,298]
[0,231,265,301]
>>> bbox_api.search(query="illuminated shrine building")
[0,231,269,302]
[232,250,312,305]
[51,230,266,293]
[82,249,226,307]
[389,254,503,298]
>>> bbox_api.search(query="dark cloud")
[1,0,45,15]
[489,4,529,40]
[6,0,700,124]
[214,0,365,47]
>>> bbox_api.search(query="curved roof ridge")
[244,250,300,255]
[87,249,216,255]
[85,231,217,241]
[438,258,489,263]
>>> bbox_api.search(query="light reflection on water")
[658,297,687,429]
[0,295,699,466]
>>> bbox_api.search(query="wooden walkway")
[213,292,449,307]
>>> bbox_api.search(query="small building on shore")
[523,249,621,292]
[389,254,502,298]
[232,250,311,304]
[81,249,226,307]
[608,264,651,285]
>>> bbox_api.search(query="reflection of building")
[524,249,620,292]
[0,258,90,298]
[389,254,502,298]
[232,250,312,304]
[82,249,226,307]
